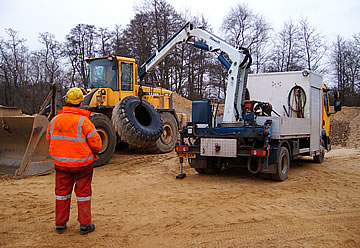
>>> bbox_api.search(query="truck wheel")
[189,158,207,174]
[194,168,206,174]
[271,147,289,181]
[313,147,325,163]
[193,158,221,175]
[112,96,163,148]
[89,113,116,167]
[147,112,178,153]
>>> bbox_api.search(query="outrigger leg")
[176,157,186,179]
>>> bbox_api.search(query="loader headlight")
[96,94,103,105]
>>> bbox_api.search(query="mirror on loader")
[334,91,341,112]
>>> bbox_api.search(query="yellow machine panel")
[322,84,331,136]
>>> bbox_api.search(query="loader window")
[121,62,133,91]
[88,59,118,91]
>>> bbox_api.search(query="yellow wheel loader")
[82,56,186,166]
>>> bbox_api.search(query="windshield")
[88,59,118,90]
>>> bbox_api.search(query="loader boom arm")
[138,22,251,123]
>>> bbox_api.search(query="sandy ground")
[1,106,360,247]
[1,147,360,248]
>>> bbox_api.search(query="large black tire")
[112,96,163,148]
[271,147,290,181]
[147,112,178,153]
[89,113,116,167]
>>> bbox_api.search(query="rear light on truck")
[176,146,189,152]
[251,149,267,156]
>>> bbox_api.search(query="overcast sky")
[0,0,359,50]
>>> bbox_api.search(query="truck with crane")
[164,24,342,181]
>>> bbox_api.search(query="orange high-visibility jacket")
[46,106,102,167]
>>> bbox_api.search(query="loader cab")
[86,56,138,107]
[87,56,137,93]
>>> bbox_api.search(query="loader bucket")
[0,106,54,177]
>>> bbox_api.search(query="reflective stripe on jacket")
[46,106,102,167]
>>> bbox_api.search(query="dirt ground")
[1,105,360,247]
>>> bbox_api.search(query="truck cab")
[321,83,341,150]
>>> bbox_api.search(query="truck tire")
[193,158,222,175]
[189,158,207,174]
[313,147,325,163]
[89,113,116,167]
[112,96,163,148]
[271,147,289,181]
[147,112,178,153]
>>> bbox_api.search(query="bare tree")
[298,18,327,73]
[39,32,63,84]
[267,19,302,72]
[141,0,184,89]
[97,27,112,56]
[112,24,125,56]
[0,29,29,108]
[331,35,360,105]
[64,24,97,87]
[121,12,155,64]
[221,3,271,73]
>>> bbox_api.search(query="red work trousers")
[55,164,93,226]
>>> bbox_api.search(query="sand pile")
[172,93,192,121]
[331,107,360,148]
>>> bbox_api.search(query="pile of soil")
[331,120,350,146]
[172,93,192,121]
[330,107,360,148]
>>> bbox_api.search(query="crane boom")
[138,22,251,124]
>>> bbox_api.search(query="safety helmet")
[65,88,84,105]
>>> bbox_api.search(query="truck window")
[88,59,118,90]
[121,62,133,91]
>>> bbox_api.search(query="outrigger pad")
[176,173,186,179]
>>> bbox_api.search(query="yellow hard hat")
[65,88,84,105]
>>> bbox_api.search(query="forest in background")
[1,0,359,114]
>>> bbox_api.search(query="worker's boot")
[55,224,67,234]
[80,223,95,235]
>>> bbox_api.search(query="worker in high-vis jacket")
[46,87,102,235]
